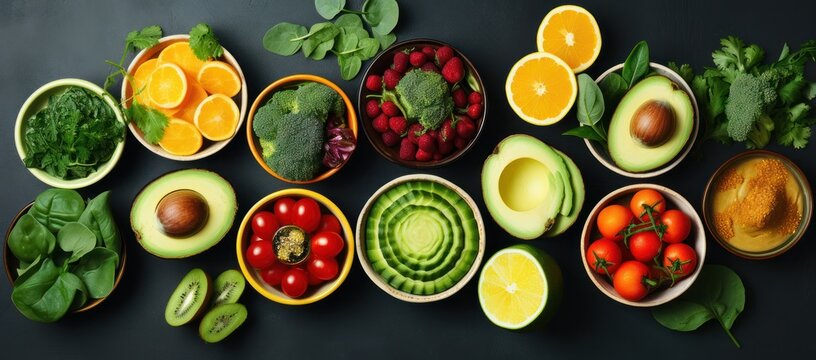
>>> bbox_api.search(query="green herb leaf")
[189,23,224,60]
[315,0,346,20]
[779,75,807,105]
[777,122,812,149]
[374,32,396,49]
[127,100,169,144]
[576,74,604,126]
[338,54,362,80]
[263,22,309,56]
[125,25,162,52]
[563,126,605,142]
[622,41,649,88]
[598,72,627,107]
[362,0,399,35]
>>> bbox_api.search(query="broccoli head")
[253,90,298,140]
[395,69,453,130]
[295,82,345,120]
[263,112,325,181]
[724,72,778,148]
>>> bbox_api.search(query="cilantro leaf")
[189,23,224,60]
[127,101,168,144]
[126,25,163,52]
[777,122,811,149]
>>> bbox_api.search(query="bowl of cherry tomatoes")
[580,184,706,307]
[236,189,354,305]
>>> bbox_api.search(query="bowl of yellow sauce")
[703,150,812,259]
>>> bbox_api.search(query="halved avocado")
[607,75,694,173]
[481,135,569,240]
[131,169,237,258]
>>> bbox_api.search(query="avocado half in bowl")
[130,169,237,258]
[356,174,486,302]
[586,63,699,178]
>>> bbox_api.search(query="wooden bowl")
[122,34,248,161]
[357,38,487,168]
[236,189,354,305]
[246,74,358,184]
[580,184,706,307]
[355,174,486,302]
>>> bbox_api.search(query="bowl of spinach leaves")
[14,78,126,189]
[4,189,126,322]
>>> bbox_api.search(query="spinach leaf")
[563,126,606,142]
[356,37,381,60]
[599,72,628,106]
[338,54,362,80]
[315,0,346,20]
[302,23,340,58]
[57,222,96,263]
[374,32,396,50]
[263,22,309,56]
[576,74,604,126]
[79,191,121,256]
[622,41,650,88]
[11,259,79,323]
[334,31,359,53]
[16,256,42,277]
[29,188,86,233]
[60,271,88,310]
[363,0,399,35]
[71,247,118,299]
[334,13,364,30]
[652,265,744,348]
[8,214,55,262]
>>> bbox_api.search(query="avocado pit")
[273,225,310,265]
[629,100,676,147]
[156,190,209,238]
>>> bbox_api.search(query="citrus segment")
[197,61,241,97]
[158,41,206,78]
[537,5,601,73]
[158,118,203,156]
[505,52,577,126]
[148,63,188,109]
[194,94,239,141]
[175,79,209,123]
[132,58,159,106]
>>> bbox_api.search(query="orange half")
[148,63,188,109]
[536,5,601,73]
[194,94,239,141]
[505,52,577,126]
[158,118,203,156]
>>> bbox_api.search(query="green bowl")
[14,78,126,189]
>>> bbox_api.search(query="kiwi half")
[199,303,247,343]
[165,268,211,327]
[212,269,246,306]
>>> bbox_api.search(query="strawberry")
[456,116,476,139]
[389,116,408,135]
[372,114,389,133]
[365,75,382,91]
[399,138,417,161]
[365,99,381,118]
[382,130,400,147]
[452,88,467,108]
[467,103,483,119]
[442,57,464,84]
[439,118,456,143]
[437,137,455,155]
[409,51,427,67]
[407,123,424,144]
[436,46,455,67]
[454,137,469,150]
[418,133,437,153]
[421,46,436,59]
[468,91,483,105]
[420,62,439,73]
[381,101,400,116]
[415,149,433,162]
[383,69,401,89]
[393,51,409,73]
[432,152,444,161]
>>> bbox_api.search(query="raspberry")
[365,99,381,118]
[415,149,433,162]
[383,69,401,89]
[399,138,417,161]
[436,46,455,67]
[409,51,427,67]
[393,51,409,73]
[381,101,400,116]
[365,75,382,91]
[388,116,408,135]
[452,88,467,108]
[441,57,464,84]
[372,114,389,133]
[467,103,483,119]
[382,130,400,147]
[468,91,483,105]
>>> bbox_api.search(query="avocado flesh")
[607,75,694,173]
[481,135,569,240]
[130,169,237,258]
[544,149,585,237]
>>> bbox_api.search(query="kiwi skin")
[199,303,248,343]
[212,269,246,306]
[165,268,212,327]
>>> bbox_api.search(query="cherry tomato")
[630,189,666,221]
[628,231,663,262]
[274,197,296,225]
[317,214,343,234]
[260,263,288,286]
[613,261,656,302]
[252,211,280,240]
[660,210,691,243]
[293,198,322,233]
[586,238,622,275]
[251,234,266,242]
[597,205,634,240]
[307,256,339,280]
[246,241,276,269]
[307,270,324,285]
[663,243,698,278]
[281,268,309,298]
[311,231,345,258]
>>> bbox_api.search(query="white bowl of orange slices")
[122,34,248,160]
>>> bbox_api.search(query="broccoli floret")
[724,72,778,148]
[395,69,453,130]
[260,138,276,159]
[295,82,344,120]
[270,89,298,113]
[264,112,325,181]
[253,90,298,140]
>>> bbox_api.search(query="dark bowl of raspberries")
[358,39,486,168]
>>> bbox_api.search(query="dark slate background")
[1,0,814,358]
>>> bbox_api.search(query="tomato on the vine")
[311,231,345,258]
[293,198,321,233]
[613,261,656,301]
[630,189,666,221]
[281,268,309,298]
[274,197,296,225]
[307,256,339,280]
[663,243,698,278]
[251,211,280,240]
[597,205,634,240]
[586,238,622,276]
[246,240,276,269]
[628,231,662,262]
[660,210,691,243]
[260,263,288,286]
[317,214,343,234]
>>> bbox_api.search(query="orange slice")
[158,41,206,78]
[148,63,188,109]
[131,58,158,106]
[536,5,601,73]
[158,118,203,156]
[505,52,577,126]
[194,94,239,141]
[175,78,209,123]
[197,61,241,97]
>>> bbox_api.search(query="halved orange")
[148,63,188,109]
[194,94,239,141]
[175,78,209,123]
[159,118,203,156]
[131,58,158,106]
[505,52,577,126]
[197,61,241,97]
[158,41,205,78]
[536,5,601,73]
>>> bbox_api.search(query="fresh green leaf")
[71,247,118,299]
[338,54,362,80]
[29,189,86,233]
[563,126,605,142]
[712,36,747,72]
[8,214,55,263]
[356,37,380,60]
[787,102,810,122]
[667,62,694,84]
[315,0,346,20]
[125,25,163,52]
[576,73,604,126]
[777,122,811,149]
[466,68,481,93]
[78,191,121,257]
[779,75,807,105]
[806,82,816,100]
[57,222,96,263]
[127,100,169,144]
[598,72,627,107]
[302,22,340,58]
[11,259,78,323]
[263,22,309,56]
[189,23,224,60]
[59,270,87,310]
[374,32,396,49]
[334,13,364,30]
[334,31,359,53]
[621,41,649,88]
[778,43,790,61]
[17,256,42,277]
[363,0,399,35]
